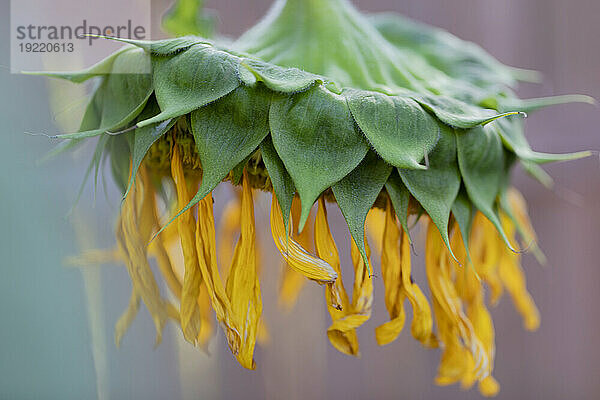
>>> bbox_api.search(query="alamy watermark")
[11,0,152,73]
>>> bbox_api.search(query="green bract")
[39,0,592,267]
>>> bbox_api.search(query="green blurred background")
[1,0,599,399]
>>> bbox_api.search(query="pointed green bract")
[55,48,153,139]
[124,100,177,199]
[98,35,207,55]
[346,88,440,169]
[332,150,392,274]
[181,85,271,218]
[26,46,132,83]
[399,125,460,258]
[456,125,515,250]
[260,136,295,232]
[108,135,133,193]
[493,118,591,164]
[412,94,522,129]
[139,44,240,127]
[451,188,475,259]
[239,59,321,93]
[270,85,369,232]
[499,94,595,113]
[384,170,412,242]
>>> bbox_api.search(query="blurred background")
[1,0,598,399]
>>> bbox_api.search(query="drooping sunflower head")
[42,0,593,396]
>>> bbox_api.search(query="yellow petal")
[350,235,373,315]
[376,199,405,345]
[226,171,262,369]
[479,375,500,397]
[315,197,359,355]
[498,215,540,331]
[116,174,169,346]
[270,194,337,283]
[195,193,242,354]
[366,206,386,255]
[426,222,489,381]
[217,192,241,278]
[375,309,406,346]
[257,319,270,346]
[197,288,215,350]
[507,187,545,263]
[171,144,203,344]
[114,290,140,347]
[278,197,315,309]
[144,168,183,300]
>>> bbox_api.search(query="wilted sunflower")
[37,0,593,396]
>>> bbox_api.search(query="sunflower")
[39,0,593,396]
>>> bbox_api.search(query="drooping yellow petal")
[376,200,435,347]
[376,199,405,346]
[65,248,121,267]
[315,197,359,355]
[425,222,489,386]
[399,223,435,347]
[498,215,540,331]
[451,226,497,390]
[270,194,337,284]
[479,376,500,397]
[257,319,270,345]
[366,206,386,255]
[170,144,203,344]
[141,169,183,300]
[197,288,215,350]
[116,174,170,347]
[279,196,314,311]
[195,193,241,354]
[350,229,374,316]
[217,191,241,278]
[226,171,262,369]
[315,215,373,355]
[114,290,140,348]
[470,213,503,305]
[507,188,546,264]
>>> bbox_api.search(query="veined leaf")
[345,89,440,169]
[260,136,295,231]
[270,85,369,231]
[139,44,240,127]
[456,125,515,250]
[451,188,475,259]
[239,59,321,93]
[399,124,460,258]
[332,150,392,273]
[177,86,271,219]
[55,48,153,139]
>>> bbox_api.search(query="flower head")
[43,0,592,396]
